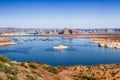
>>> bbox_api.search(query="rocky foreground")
[0,56,120,80]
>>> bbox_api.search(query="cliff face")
[0,56,120,80]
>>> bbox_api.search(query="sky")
[0,0,120,29]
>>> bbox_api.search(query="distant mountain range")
[0,27,120,34]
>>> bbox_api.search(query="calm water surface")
[0,35,120,66]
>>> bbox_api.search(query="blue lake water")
[0,35,120,66]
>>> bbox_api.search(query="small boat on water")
[53,45,68,50]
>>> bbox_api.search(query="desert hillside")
[0,56,120,80]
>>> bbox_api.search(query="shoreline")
[91,38,120,49]
[0,34,120,49]
[0,42,16,46]
[40,34,120,49]
[0,38,16,46]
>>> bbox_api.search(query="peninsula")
[0,38,15,46]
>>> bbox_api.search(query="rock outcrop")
[91,38,120,49]
[59,27,78,35]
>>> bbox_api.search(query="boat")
[53,45,68,50]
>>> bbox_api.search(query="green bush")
[73,74,81,78]
[5,66,18,75]
[111,72,117,77]
[28,62,37,69]
[26,74,35,80]
[43,66,58,74]
[0,61,18,75]
[0,55,18,80]
[0,61,5,72]
[0,55,11,63]
[7,75,18,80]
[27,61,35,63]
[21,62,29,68]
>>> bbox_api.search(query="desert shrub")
[96,72,100,75]
[0,76,4,80]
[27,61,35,63]
[26,61,37,69]
[28,62,37,69]
[21,62,29,68]
[111,71,118,77]
[5,66,18,75]
[101,77,106,79]
[61,66,67,69]
[21,62,26,67]
[48,67,58,74]
[7,75,18,80]
[73,74,81,78]
[0,56,18,80]
[0,61,5,72]
[82,75,96,80]
[0,61,18,75]
[26,74,35,80]
[56,66,68,72]
[43,66,58,74]
[0,55,11,63]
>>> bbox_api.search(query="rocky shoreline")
[0,34,120,49]
[91,38,120,49]
[58,34,120,49]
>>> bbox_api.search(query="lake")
[0,35,120,66]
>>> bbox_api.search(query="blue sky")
[0,0,120,29]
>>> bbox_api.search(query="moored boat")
[53,45,68,50]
